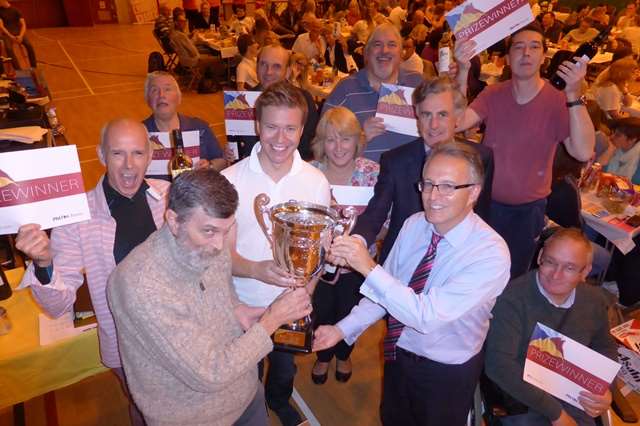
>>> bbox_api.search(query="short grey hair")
[364,23,402,59]
[169,169,239,220]
[412,76,467,114]
[423,141,484,185]
[144,71,182,105]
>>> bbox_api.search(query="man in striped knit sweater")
[15,118,167,425]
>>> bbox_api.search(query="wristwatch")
[566,96,586,108]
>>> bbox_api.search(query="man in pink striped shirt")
[15,118,169,426]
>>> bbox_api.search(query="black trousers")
[313,271,363,362]
[380,348,484,426]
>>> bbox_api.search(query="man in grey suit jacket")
[352,76,494,263]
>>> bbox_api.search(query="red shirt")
[470,80,570,205]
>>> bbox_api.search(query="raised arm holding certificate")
[446,0,534,56]
[0,145,90,235]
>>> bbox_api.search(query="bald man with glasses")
[485,227,617,426]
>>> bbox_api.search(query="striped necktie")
[383,231,443,361]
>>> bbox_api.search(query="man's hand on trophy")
[312,325,345,352]
[252,260,301,287]
[233,304,266,331]
[259,288,312,335]
[329,236,377,277]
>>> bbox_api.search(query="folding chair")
[152,29,178,72]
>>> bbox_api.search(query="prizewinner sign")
[0,145,91,235]
[523,323,620,410]
[446,0,534,56]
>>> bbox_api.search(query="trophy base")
[273,324,313,353]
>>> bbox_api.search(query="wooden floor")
[0,23,638,426]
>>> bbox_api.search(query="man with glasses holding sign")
[484,228,616,426]
[314,141,510,426]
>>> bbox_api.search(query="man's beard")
[175,232,220,270]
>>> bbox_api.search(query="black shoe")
[335,369,352,382]
[273,404,302,426]
[311,361,328,384]
[335,359,352,383]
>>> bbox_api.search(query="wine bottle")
[0,266,12,301]
[169,129,193,180]
[549,26,612,91]
[438,31,453,75]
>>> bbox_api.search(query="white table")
[581,191,640,255]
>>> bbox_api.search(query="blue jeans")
[489,199,547,280]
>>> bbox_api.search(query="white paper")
[0,126,48,144]
[146,131,200,177]
[446,0,534,56]
[523,323,620,411]
[39,311,96,346]
[375,84,419,137]
[224,91,260,136]
[0,145,91,235]
[331,185,374,206]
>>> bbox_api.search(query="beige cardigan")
[107,225,273,426]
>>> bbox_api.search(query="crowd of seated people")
[15,1,640,425]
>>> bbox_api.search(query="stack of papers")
[611,320,640,353]
[0,126,48,144]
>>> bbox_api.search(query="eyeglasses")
[417,180,477,195]
[539,257,586,276]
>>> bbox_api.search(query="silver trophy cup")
[254,194,356,352]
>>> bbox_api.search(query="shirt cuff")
[359,265,389,305]
[34,264,53,285]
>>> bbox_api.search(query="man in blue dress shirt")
[315,141,511,426]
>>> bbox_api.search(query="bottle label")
[438,47,451,74]
[171,168,190,180]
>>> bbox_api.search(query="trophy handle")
[321,206,358,285]
[254,193,274,248]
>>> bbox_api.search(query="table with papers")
[581,191,640,255]
[0,268,106,414]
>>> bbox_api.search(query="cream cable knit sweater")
[108,225,273,426]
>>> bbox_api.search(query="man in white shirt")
[388,0,408,30]
[315,141,511,426]
[400,37,424,75]
[292,17,327,62]
[222,81,331,426]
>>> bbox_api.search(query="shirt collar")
[426,210,476,249]
[535,271,576,308]
[248,142,303,177]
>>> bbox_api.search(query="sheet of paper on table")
[446,0,534,56]
[0,126,48,144]
[39,311,97,346]
[0,145,91,235]
[375,83,419,137]
[145,130,200,178]
[523,322,620,411]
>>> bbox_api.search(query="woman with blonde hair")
[309,106,379,384]
[592,56,638,120]
[287,52,310,89]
